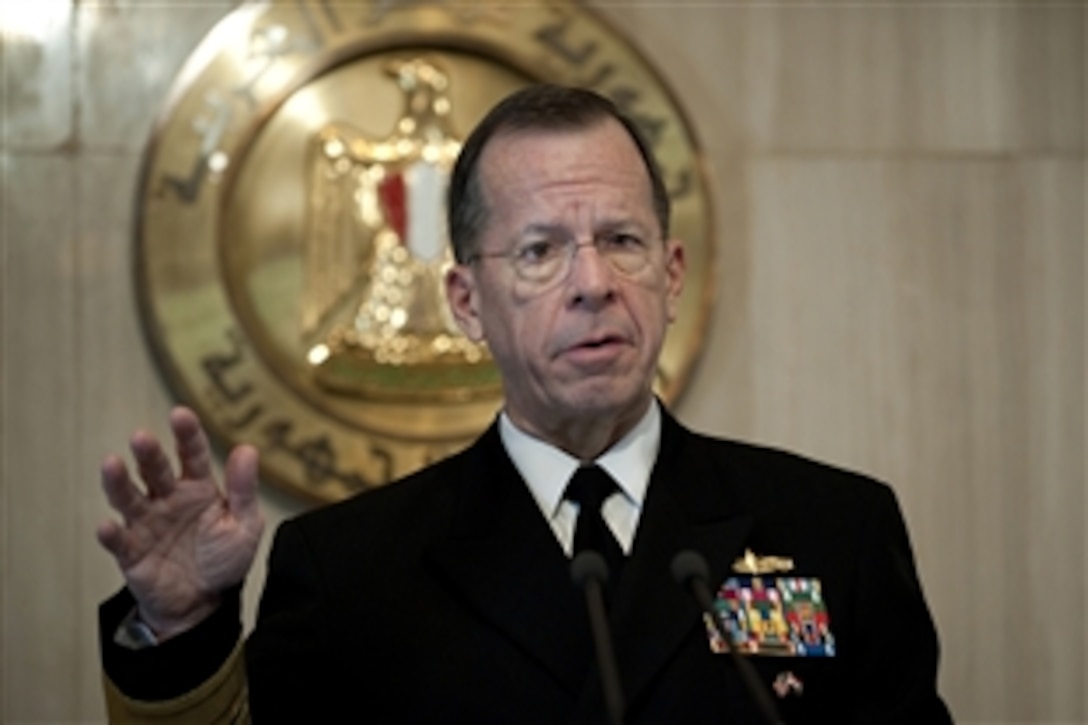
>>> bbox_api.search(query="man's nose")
[567,240,615,303]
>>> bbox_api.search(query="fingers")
[170,406,214,482]
[130,428,177,498]
[106,406,248,514]
[101,454,147,523]
[126,406,214,498]
[225,444,262,526]
[96,487,143,569]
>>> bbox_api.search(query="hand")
[96,407,265,640]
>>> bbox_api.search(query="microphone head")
[670,549,710,585]
[571,550,610,587]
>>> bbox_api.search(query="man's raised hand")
[96,407,265,640]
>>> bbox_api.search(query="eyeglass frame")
[464,228,661,287]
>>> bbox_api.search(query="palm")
[119,475,259,620]
[97,407,264,636]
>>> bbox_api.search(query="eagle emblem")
[300,57,497,401]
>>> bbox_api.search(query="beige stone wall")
[1,2,1083,722]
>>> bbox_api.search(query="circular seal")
[136,0,716,503]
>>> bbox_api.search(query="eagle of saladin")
[300,58,499,401]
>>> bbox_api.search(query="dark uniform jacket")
[101,410,953,723]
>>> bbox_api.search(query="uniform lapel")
[607,411,754,709]
[425,423,591,698]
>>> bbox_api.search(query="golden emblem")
[135,0,717,503]
[732,549,796,575]
[302,58,497,400]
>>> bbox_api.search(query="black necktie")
[565,464,625,585]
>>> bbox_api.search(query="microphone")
[670,550,785,725]
[571,550,625,725]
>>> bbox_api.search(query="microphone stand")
[671,550,785,725]
[571,551,625,725]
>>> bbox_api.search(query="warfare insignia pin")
[732,548,795,574]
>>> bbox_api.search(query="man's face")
[446,118,685,438]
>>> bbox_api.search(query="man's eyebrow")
[517,219,650,238]
[596,219,648,234]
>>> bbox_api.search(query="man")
[98,85,952,722]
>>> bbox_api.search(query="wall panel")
[2,155,80,721]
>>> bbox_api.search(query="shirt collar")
[499,401,661,518]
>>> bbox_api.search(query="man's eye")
[517,240,561,263]
[605,233,645,250]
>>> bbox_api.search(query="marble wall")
[1,1,1083,722]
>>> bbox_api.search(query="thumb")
[96,519,129,561]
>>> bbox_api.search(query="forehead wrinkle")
[519,179,648,222]
[480,124,658,241]
[519,222,569,239]
[489,151,649,207]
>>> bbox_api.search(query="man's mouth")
[561,334,629,365]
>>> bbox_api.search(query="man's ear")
[664,238,686,322]
[445,264,484,341]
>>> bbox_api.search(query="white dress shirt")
[498,402,661,556]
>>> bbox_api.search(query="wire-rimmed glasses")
[467,231,655,287]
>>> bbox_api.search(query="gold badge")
[732,549,795,575]
[135,0,716,503]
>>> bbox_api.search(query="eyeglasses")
[467,232,655,286]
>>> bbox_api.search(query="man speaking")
[97,85,952,723]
